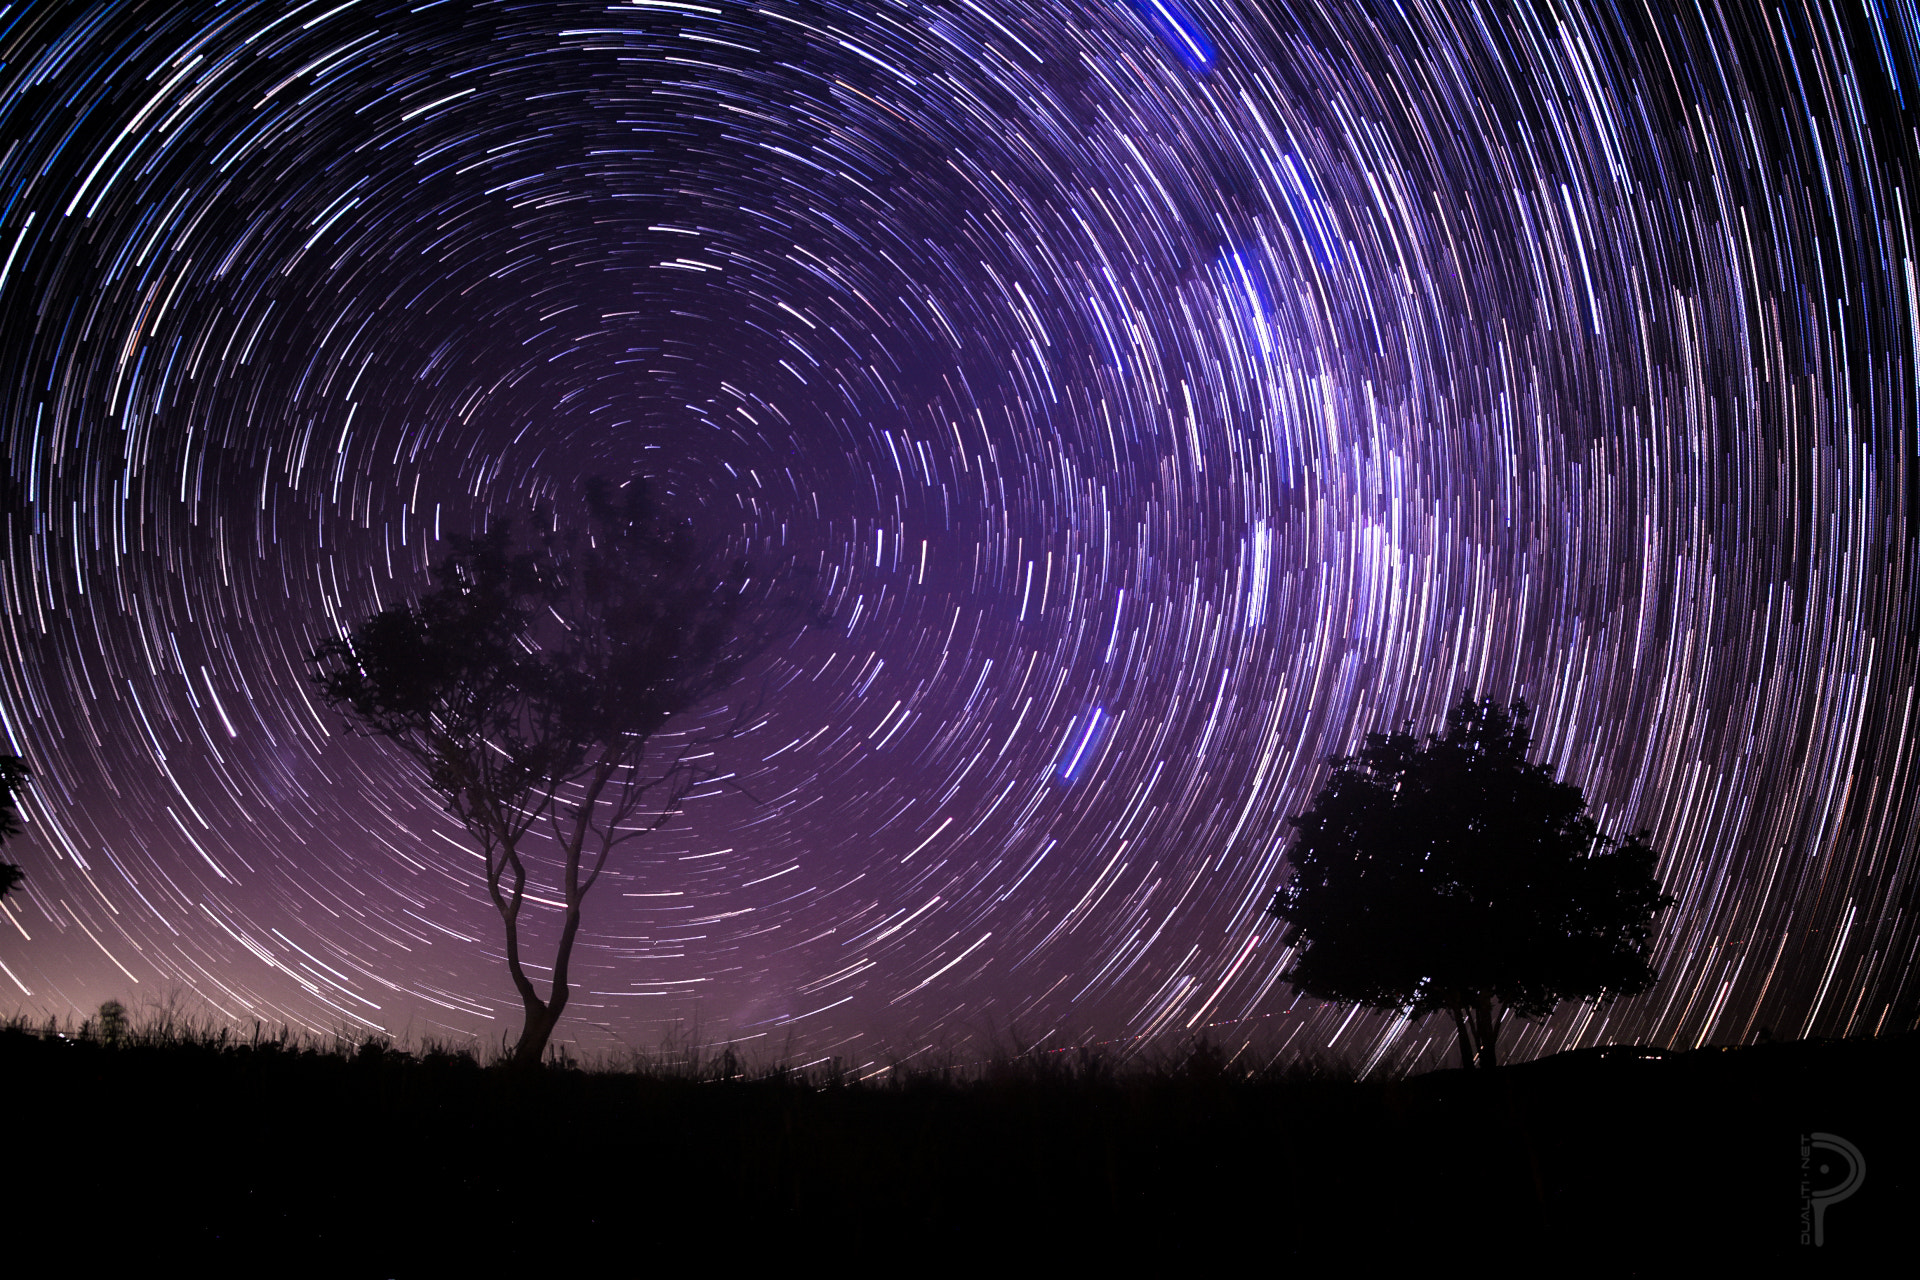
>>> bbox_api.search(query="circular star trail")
[3,0,1920,1069]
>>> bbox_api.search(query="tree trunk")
[504,905,586,1070]
[492,854,561,1070]
[1450,999,1503,1069]
[1472,996,1500,1069]
[510,998,559,1069]
[1451,1008,1478,1071]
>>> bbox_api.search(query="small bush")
[96,999,128,1046]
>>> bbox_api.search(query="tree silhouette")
[1268,698,1672,1069]
[312,478,810,1067]
[0,752,28,901]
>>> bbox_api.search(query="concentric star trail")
[2,0,1919,1068]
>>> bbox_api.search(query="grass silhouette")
[0,1007,1907,1271]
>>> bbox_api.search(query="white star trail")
[0,0,1917,1068]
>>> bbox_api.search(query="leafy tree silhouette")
[312,478,813,1068]
[1268,698,1672,1069]
[0,752,28,901]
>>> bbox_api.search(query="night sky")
[2,0,1919,1073]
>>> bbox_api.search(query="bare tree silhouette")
[312,478,814,1067]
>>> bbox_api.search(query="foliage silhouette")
[311,477,813,1067]
[1268,698,1673,1068]
[96,999,129,1047]
[0,752,28,901]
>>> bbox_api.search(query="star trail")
[2,0,1920,1070]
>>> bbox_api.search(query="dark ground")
[0,1025,1909,1273]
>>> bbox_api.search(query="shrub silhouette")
[97,1000,128,1047]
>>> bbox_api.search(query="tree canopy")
[1267,698,1672,1069]
[0,752,26,901]
[312,478,810,1066]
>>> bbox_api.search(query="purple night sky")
[2,0,1918,1073]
